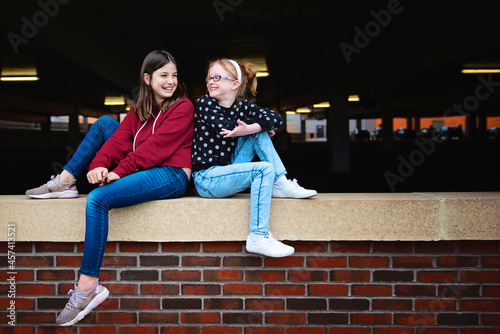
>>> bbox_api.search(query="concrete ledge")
[1,192,499,242]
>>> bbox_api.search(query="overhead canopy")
[0,0,499,121]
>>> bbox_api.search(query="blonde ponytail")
[240,62,257,97]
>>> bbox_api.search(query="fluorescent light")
[348,95,360,102]
[232,55,269,78]
[286,111,296,115]
[296,108,311,113]
[1,55,39,82]
[0,76,39,81]
[461,69,500,74]
[104,96,125,105]
[313,102,330,108]
[1,66,39,81]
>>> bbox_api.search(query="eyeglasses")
[205,75,236,83]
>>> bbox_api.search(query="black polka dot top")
[192,95,284,172]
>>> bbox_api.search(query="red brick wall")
[1,240,500,333]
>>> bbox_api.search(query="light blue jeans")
[193,132,286,235]
[61,116,189,277]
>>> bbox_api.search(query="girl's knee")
[248,131,272,144]
[86,188,108,210]
[257,161,274,176]
[94,115,118,129]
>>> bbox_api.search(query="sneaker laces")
[46,175,75,190]
[65,288,88,310]
[264,232,280,246]
[287,179,303,189]
[44,175,61,189]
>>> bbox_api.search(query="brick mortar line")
[14,292,500,297]
[14,249,500,254]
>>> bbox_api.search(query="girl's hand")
[87,167,108,185]
[268,130,276,137]
[220,120,262,138]
[103,172,120,185]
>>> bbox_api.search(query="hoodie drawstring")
[133,110,162,151]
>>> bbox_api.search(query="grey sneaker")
[26,174,78,199]
[272,179,317,198]
[56,280,109,326]
[246,232,295,257]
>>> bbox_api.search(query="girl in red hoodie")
[26,50,194,326]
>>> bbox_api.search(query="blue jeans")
[63,116,120,179]
[79,165,188,277]
[193,132,286,235]
[61,116,189,277]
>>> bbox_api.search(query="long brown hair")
[135,50,187,121]
[208,59,257,101]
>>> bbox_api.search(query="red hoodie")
[89,97,194,177]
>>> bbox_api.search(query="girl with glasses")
[192,58,316,258]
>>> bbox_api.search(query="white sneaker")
[246,232,295,257]
[272,179,317,198]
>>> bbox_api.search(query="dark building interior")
[1,0,499,194]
